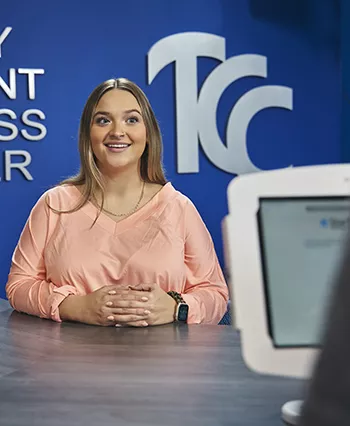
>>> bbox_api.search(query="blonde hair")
[50,78,167,215]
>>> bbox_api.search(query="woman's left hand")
[124,283,176,327]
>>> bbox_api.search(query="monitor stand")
[281,400,303,425]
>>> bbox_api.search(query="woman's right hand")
[59,285,151,327]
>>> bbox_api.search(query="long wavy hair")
[50,78,167,216]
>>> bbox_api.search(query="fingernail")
[141,297,148,302]
[107,315,114,321]
[142,322,148,327]
[106,301,113,307]
[144,310,151,315]
[108,290,117,295]
[115,324,122,328]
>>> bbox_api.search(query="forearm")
[182,286,229,324]
[6,276,78,322]
[58,294,86,323]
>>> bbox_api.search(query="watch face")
[177,304,189,322]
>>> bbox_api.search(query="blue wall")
[0,0,341,298]
[341,0,350,162]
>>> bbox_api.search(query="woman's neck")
[97,165,143,201]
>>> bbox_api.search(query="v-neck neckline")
[70,182,173,235]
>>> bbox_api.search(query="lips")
[104,143,131,153]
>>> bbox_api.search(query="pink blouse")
[6,183,229,324]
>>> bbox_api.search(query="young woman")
[6,78,229,327]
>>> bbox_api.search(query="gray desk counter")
[0,300,303,426]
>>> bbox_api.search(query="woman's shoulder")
[39,184,80,211]
[160,182,194,210]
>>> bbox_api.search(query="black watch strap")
[167,291,186,304]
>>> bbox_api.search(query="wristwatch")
[167,291,189,323]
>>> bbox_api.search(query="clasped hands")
[81,283,177,327]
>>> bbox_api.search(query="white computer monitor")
[223,164,350,379]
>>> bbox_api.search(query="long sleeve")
[5,192,78,322]
[181,199,229,324]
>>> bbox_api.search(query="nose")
[109,121,125,138]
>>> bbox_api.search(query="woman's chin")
[101,159,137,174]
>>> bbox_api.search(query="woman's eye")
[126,116,139,124]
[95,117,109,125]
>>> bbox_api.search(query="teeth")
[107,144,129,148]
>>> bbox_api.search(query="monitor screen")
[258,197,350,348]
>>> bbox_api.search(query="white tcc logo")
[147,32,293,175]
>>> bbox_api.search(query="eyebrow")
[93,109,142,118]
